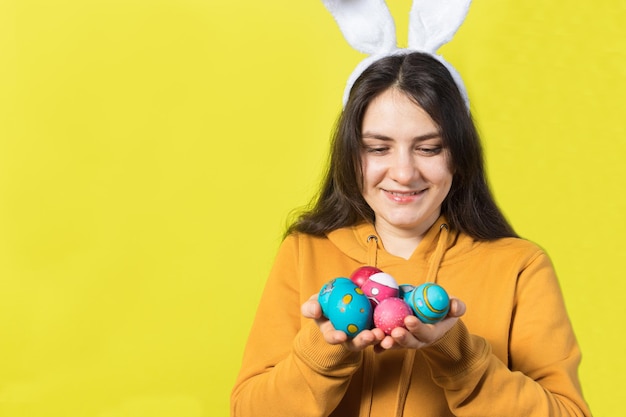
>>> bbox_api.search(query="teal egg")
[318,277,352,317]
[319,278,372,337]
[403,283,450,324]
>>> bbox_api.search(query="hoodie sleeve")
[230,234,363,417]
[420,250,592,417]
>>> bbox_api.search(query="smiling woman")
[231,50,591,417]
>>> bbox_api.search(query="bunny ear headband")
[321,0,472,109]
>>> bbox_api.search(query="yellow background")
[1,0,623,415]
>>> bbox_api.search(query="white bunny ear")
[321,0,397,55]
[408,0,472,52]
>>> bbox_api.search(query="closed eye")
[416,146,442,156]
[364,146,389,155]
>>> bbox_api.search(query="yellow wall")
[1,0,623,415]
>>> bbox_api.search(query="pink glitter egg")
[373,297,413,335]
[361,272,399,305]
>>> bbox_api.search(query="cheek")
[361,158,385,188]
[422,159,453,183]
[438,171,454,193]
[440,150,454,174]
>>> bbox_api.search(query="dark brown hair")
[287,52,517,240]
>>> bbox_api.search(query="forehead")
[362,88,439,138]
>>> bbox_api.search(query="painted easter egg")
[323,281,373,337]
[361,272,399,305]
[350,266,382,287]
[403,283,450,324]
[373,297,413,335]
[318,277,353,317]
[398,284,415,300]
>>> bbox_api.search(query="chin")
[384,211,440,232]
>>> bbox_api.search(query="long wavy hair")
[287,52,517,240]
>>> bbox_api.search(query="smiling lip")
[382,189,425,203]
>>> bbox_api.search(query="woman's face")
[360,88,453,238]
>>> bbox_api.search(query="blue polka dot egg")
[318,277,352,316]
[403,283,450,324]
[318,278,373,337]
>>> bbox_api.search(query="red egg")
[350,266,382,288]
[373,298,413,335]
[361,272,399,305]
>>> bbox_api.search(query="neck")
[374,226,424,260]
[374,215,440,260]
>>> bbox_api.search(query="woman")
[231,52,591,417]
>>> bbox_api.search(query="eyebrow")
[361,131,441,142]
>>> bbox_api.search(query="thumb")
[447,297,466,318]
[301,294,323,319]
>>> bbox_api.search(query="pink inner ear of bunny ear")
[408,0,472,52]
[321,0,397,55]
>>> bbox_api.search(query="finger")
[327,328,384,351]
[403,315,425,334]
[404,314,459,345]
[448,297,466,317]
[344,330,376,351]
[316,318,361,346]
[369,328,392,352]
[325,329,349,345]
[403,315,438,344]
[300,300,319,319]
[370,327,387,341]
[389,326,420,349]
[301,295,323,319]
[354,327,385,349]
[378,335,400,350]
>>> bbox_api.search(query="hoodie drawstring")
[394,349,416,417]
[427,223,449,284]
[359,234,379,417]
[359,349,375,417]
[394,223,449,417]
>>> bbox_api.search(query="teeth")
[388,191,418,196]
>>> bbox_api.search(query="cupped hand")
[377,297,466,351]
[301,294,386,351]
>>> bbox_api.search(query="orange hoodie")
[231,217,591,417]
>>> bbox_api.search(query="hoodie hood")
[326,215,461,277]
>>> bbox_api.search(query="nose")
[389,151,417,185]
